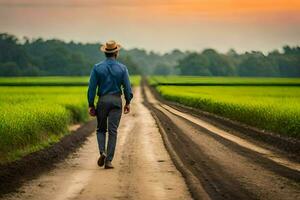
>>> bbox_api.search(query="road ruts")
[142,83,300,200]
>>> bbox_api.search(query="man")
[87,40,133,169]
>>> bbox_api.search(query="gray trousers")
[96,94,122,162]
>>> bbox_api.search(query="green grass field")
[0,76,140,164]
[151,76,300,138]
[0,75,141,86]
[0,86,88,163]
[149,76,300,86]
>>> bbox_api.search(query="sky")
[0,0,299,53]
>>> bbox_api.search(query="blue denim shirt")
[87,58,133,107]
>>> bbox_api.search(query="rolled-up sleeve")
[122,67,133,105]
[87,66,98,107]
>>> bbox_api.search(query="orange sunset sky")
[0,0,299,53]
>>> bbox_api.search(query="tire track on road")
[143,83,300,200]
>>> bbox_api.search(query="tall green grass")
[156,85,300,138]
[0,76,141,86]
[149,76,300,86]
[0,87,89,163]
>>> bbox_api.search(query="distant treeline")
[0,33,299,77]
[0,33,140,76]
[175,48,300,77]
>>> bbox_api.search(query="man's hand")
[124,104,130,114]
[89,107,97,117]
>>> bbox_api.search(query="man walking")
[87,40,133,169]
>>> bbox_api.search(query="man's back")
[95,58,126,96]
[88,57,133,107]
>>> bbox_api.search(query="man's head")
[100,40,121,58]
[104,51,118,58]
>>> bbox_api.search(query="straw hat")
[100,40,121,53]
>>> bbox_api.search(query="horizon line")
[1,32,299,55]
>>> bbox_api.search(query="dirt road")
[2,84,300,200]
[1,87,191,200]
[143,84,300,200]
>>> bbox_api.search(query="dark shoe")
[97,153,106,167]
[104,161,114,169]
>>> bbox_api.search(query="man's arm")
[87,66,98,115]
[122,67,133,114]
